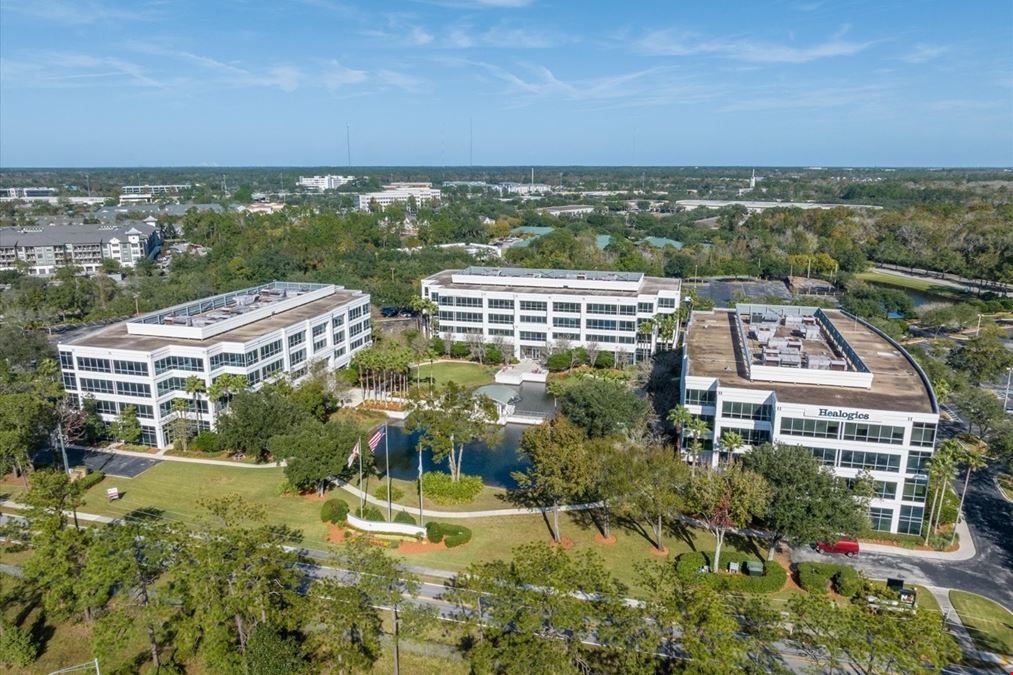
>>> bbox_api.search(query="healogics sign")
[817,408,871,421]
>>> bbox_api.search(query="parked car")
[815,538,860,557]
[379,306,399,318]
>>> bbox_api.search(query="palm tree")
[719,430,745,464]
[666,404,692,446]
[170,398,190,452]
[637,318,656,346]
[684,417,710,473]
[924,440,959,545]
[184,376,206,431]
[952,445,988,544]
[656,314,676,351]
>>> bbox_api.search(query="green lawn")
[410,361,497,388]
[949,590,1013,655]
[854,270,964,299]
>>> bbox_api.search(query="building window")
[313,338,328,353]
[113,360,148,376]
[839,450,902,473]
[658,297,676,309]
[842,422,904,445]
[489,314,513,325]
[515,300,543,312]
[77,357,111,373]
[59,351,74,369]
[779,417,840,439]
[260,340,283,360]
[618,305,636,316]
[350,337,365,350]
[902,478,928,502]
[350,320,369,336]
[62,373,77,390]
[907,451,931,474]
[520,314,546,324]
[455,297,482,308]
[247,370,261,386]
[587,334,617,343]
[684,389,716,406]
[116,381,152,398]
[618,321,636,332]
[312,323,327,338]
[333,330,346,344]
[154,355,204,374]
[488,298,514,310]
[290,348,306,365]
[331,315,345,328]
[874,481,897,499]
[489,328,513,337]
[721,401,772,421]
[910,422,936,448]
[134,404,154,419]
[869,507,893,532]
[809,447,837,466]
[637,302,654,313]
[262,360,283,378]
[519,331,546,342]
[210,352,244,370]
[553,302,580,313]
[333,346,346,359]
[734,428,772,445]
[897,505,923,535]
[586,303,618,315]
[288,332,305,348]
[553,317,580,329]
[94,399,118,415]
[586,318,617,331]
[349,304,367,320]
[458,312,483,323]
[156,377,184,396]
[80,378,115,394]
[139,426,157,446]
[552,332,580,341]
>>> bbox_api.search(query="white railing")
[346,513,425,538]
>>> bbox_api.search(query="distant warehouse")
[58,281,372,449]
[681,303,939,535]
[0,221,160,276]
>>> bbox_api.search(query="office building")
[121,184,191,195]
[297,175,355,191]
[1,187,58,199]
[356,183,441,211]
[421,267,682,360]
[58,281,372,449]
[0,222,160,276]
[681,303,939,535]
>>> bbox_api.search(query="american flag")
[367,424,386,451]
[347,439,360,468]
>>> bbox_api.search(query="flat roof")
[462,266,643,282]
[0,222,156,247]
[63,290,364,352]
[424,268,680,297]
[685,308,934,413]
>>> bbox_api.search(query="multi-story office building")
[421,267,682,360]
[121,184,191,195]
[1,187,58,198]
[58,281,372,449]
[681,303,939,535]
[356,183,441,211]
[0,222,160,276]
[297,175,355,191]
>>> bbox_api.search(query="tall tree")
[689,463,769,573]
[617,443,690,552]
[924,440,959,544]
[215,385,306,460]
[183,375,207,429]
[684,416,710,473]
[719,429,745,463]
[269,417,359,495]
[742,443,871,559]
[111,403,141,445]
[405,381,497,481]
[305,579,383,673]
[946,322,1013,384]
[557,378,648,438]
[513,417,596,543]
[666,404,692,446]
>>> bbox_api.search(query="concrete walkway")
[75,444,284,469]
[860,518,976,561]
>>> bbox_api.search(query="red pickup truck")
[816,538,860,557]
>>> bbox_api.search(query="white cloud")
[415,0,535,8]
[901,43,949,64]
[320,60,369,89]
[717,83,889,112]
[637,27,873,63]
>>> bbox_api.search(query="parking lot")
[36,447,160,478]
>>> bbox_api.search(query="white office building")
[297,175,355,191]
[681,304,940,535]
[121,184,191,195]
[421,267,682,361]
[356,182,441,211]
[0,221,160,276]
[58,281,372,449]
[499,182,553,195]
[1,187,58,199]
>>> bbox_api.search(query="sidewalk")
[75,444,284,469]
[859,518,976,561]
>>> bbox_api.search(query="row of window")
[348,304,367,320]
[779,418,906,445]
[586,333,636,344]
[721,401,772,421]
[80,377,154,398]
[87,398,155,419]
[684,388,717,406]
[154,355,204,375]
[288,331,305,348]
[210,352,245,370]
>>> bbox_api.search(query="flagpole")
[384,424,392,522]
[418,445,425,527]
[358,434,364,512]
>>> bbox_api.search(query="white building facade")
[297,175,355,191]
[58,281,372,449]
[0,222,160,276]
[421,267,681,361]
[681,304,939,535]
[357,183,441,211]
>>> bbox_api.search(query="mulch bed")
[594,533,617,545]
[396,539,447,554]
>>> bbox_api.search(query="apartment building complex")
[681,304,939,535]
[0,222,160,276]
[421,267,682,360]
[57,281,372,449]
[297,175,355,190]
[356,182,441,211]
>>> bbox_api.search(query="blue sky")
[1,0,1011,167]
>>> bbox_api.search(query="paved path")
[75,444,284,469]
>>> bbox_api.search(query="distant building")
[0,222,160,276]
[500,182,553,195]
[537,205,595,218]
[58,281,372,448]
[675,199,881,212]
[356,183,441,211]
[1,187,58,198]
[121,184,190,196]
[297,175,355,191]
[421,266,681,361]
[237,202,286,214]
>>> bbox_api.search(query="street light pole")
[1004,366,1012,413]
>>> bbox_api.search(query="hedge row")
[796,562,863,597]
[674,551,787,593]
[356,505,385,522]
[320,498,349,524]
[373,484,405,502]
[76,470,105,491]
[394,510,417,526]
[426,522,472,548]
[421,472,484,504]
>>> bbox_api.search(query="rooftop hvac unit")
[780,351,802,367]
[804,326,823,341]
[806,354,832,370]
[784,316,804,328]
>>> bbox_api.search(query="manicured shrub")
[426,522,472,547]
[450,342,471,358]
[373,484,405,502]
[546,351,574,372]
[421,471,484,504]
[430,336,445,354]
[593,351,615,369]
[833,566,862,597]
[191,430,221,453]
[393,510,417,525]
[320,498,349,524]
[796,561,863,597]
[675,552,787,593]
[484,344,504,365]
[355,505,385,522]
[76,470,105,491]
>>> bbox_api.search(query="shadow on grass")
[726,531,764,559]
